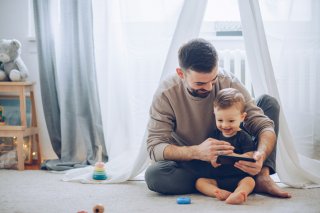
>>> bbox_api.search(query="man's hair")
[214,88,246,112]
[178,38,218,73]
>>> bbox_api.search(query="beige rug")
[0,170,319,213]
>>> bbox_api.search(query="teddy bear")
[0,39,29,81]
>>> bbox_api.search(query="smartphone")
[216,155,256,165]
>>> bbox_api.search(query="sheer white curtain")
[238,0,320,188]
[64,0,208,183]
[259,0,320,148]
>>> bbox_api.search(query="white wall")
[0,0,57,160]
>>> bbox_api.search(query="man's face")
[179,67,219,98]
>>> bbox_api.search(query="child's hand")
[210,159,221,168]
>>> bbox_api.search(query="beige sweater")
[147,69,274,161]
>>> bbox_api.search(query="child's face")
[214,105,246,137]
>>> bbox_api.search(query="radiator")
[218,49,252,94]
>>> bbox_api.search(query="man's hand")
[234,151,265,176]
[195,138,234,162]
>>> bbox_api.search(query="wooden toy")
[92,162,107,180]
[93,204,104,213]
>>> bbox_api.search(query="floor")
[0,170,320,213]
[0,143,320,213]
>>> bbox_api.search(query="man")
[145,38,291,198]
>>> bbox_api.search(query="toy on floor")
[92,162,107,180]
[77,204,104,213]
[176,197,191,204]
[93,204,104,213]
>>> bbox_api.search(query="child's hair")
[214,88,246,112]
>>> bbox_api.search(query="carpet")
[0,170,320,213]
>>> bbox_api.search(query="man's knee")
[144,161,197,195]
[256,94,280,112]
[144,161,177,194]
[145,163,161,192]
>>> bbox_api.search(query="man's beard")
[187,88,210,98]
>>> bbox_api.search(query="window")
[200,0,242,39]
[200,0,252,94]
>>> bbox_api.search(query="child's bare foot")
[225,191,247,205]
[214,189,232,201]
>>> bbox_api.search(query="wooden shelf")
[0,126,27,131]
[0,82,41,170]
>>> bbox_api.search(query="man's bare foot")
[255,168,291,198]
[225,191,247,205]
[214,189,232,201]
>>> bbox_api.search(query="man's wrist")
[188,145,200,160]
[258,150,267,162]
[164,144,199,161]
